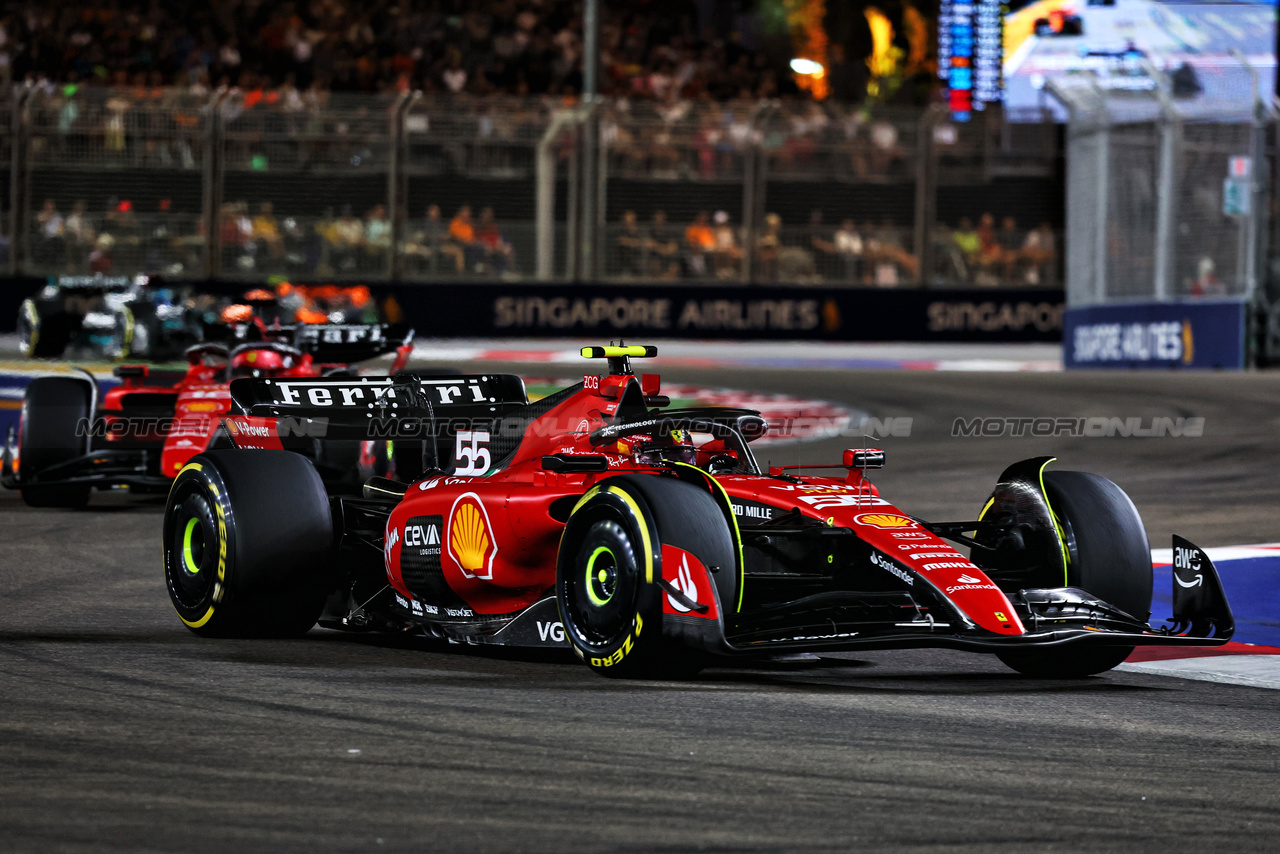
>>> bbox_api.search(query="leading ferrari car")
[162,346,1234,679]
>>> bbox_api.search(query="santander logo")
[944,572,999,596]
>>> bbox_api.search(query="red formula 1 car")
[161,346,1233,678]
[3,323,414,507]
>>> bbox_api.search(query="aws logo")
[854,513,916,529]
[447,493,497,579]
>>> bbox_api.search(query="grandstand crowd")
[2,0,811,100]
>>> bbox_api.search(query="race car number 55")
[455,431,491,476]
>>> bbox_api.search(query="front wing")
[700,535,1233,656]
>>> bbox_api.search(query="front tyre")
[557,483,663,678]
[998,470,1153,678]
[557,475,735,679]
[163,450,333,637]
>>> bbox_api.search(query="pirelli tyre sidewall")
[557,481,664,677]
[164,459,238,633]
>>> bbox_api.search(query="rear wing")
[230,373,527,419]
[291,323,415,367]
[226,373,532,473]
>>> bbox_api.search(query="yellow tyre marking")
[180,606,215,629]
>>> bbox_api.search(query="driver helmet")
[629,429,696,466]
[230,347,290,378]
[663,429,697,464]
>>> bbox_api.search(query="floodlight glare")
[789,58,824,76]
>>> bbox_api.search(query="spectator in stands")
[323,205,364,273]
[252,202,284,263]
[866,219,919,286]
[868,118,905,176]
[710,210,742,279]
[952,217,981,279]
[281,215,316,274]
[476,207,514,275]
[1021,222,1056,285]
[104,199,141,253]
[35,199,66,266]
[644,210,680,280]
[65,200,96,268]
[1191,256,1224,296]
[808,210,837,276]
[449,205,482,272]
[769,214,818,282]
[972,212,1003,284]
[144,198,177,273]
[996,216,1023,281]
[755,213,782,282]
[89,234,114,274]
[406,204,463,275]
[834,219,864,283]
[362,204,393,272]
[684,211,715,278]
[220,201,254,271]
[616,210,644,277]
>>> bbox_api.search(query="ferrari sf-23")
[4,322,413,507]
[162,346,1233,678]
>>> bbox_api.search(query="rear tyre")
[18,377,92,508]
[998,470,1153,678]
[557,475,734,678]
[163,450,333,637]
[18,299,71,358]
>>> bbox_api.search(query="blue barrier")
[1063,299,1246,369]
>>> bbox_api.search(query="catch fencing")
[5,86,1065,288]
[1051,56,1273,307]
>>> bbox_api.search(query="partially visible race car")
[18,274,203,361]
[2,322,414,507]
[160,345,1233,680]
[207,282,382,330]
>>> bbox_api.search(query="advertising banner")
[1063,299,1246,369]
[0,278,1064,344]
[384,284,1064,343]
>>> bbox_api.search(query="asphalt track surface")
[4,363,1280,852]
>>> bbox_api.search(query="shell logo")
[854,513,917,529]
[447,493,497,579]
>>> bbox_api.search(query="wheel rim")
[565,515,640,649]
[585,546,617,606]
[182,517,205,575]
[167,492,218,611]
